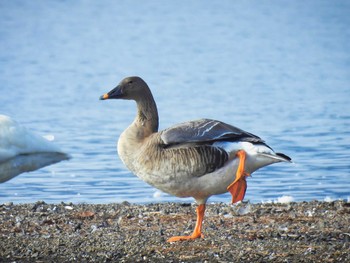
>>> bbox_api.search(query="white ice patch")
[261,199,273,204]
[43,134,55,141]
[276,195,294,203]
[237,204,251,215]
[0,115,70,183]
[261,195,294,204]
[306,210,314,217]
[153,190,163,198]
[324,196,333,202]
[0,115,63,162]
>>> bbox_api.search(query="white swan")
[0,115,70,183]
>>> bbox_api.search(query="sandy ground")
[1,200,349,262]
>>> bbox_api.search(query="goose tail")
[260,152,292,163]
[276,152,292,162]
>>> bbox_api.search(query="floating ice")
[0,115,70,183]
[43,134,55,141]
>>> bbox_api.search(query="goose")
[100,76,291,242]
[0,115,70,183]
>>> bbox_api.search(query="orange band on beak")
[102,93,109,99]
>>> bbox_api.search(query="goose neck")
[134,95,159,135]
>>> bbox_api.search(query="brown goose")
[100,76,291,242]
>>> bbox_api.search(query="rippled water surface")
[1,1,349,204]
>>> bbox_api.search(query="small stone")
[91,225,98,233]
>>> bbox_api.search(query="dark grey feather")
[161,118,264,146]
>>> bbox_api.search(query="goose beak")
[99,93,109,100]
[99,85,123,100]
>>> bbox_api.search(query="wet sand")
[1,200,349,262]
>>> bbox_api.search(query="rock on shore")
[1,200,349,262]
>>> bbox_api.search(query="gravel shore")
[1,200,349,262]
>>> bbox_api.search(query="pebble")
[4,201,13,207]
[0,200,349,262]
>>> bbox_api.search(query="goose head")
[100,76,151,102]
[100,76,159,132]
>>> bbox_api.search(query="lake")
[0,0,349,204]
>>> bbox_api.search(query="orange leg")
[167,204,206,242]
[227,150,249,203]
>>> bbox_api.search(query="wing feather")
[158,119,267,177]
[161,118,264,146]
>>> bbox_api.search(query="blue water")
[0,1,349,204]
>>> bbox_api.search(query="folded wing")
[161,118,264,147]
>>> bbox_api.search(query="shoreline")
[1,200,349,262]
